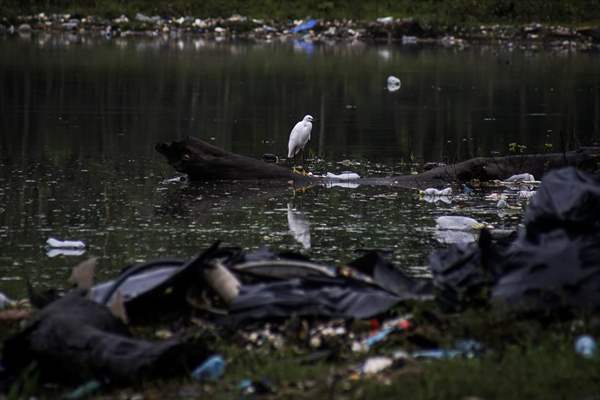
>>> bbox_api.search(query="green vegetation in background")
[2,0,600,24]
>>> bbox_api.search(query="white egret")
[288,115,314,165]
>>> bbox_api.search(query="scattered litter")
[412,349,461,359]
[575,335,597,359]
[46,237,86,249]
[239,378,275,395]
[291,19,317,34]
[387,75,401,92]
[422,187,452,196]
[359,356,393,375]
[191,355,226,381]
[357,316,411,351]
[505,173,535,182]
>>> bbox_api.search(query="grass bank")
[2,0,600,25]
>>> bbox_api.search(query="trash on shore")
[191,355,226,381]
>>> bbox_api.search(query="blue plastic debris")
[575,335,598,359]
[191,355,226,381]
[411,349,461,359]
[63,380,102,399]
[291,19,317,33]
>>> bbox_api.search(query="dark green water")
[1,34,599,298]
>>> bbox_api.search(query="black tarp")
[2,291,207,384]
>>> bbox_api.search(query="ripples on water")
[0,35,598,298]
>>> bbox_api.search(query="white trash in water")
[518,190,536,200]
[434,230,477,244]
[0,292,14,310]
[423,187,452,196]
[435,216,488,231]
[325,171,360,180]
[46,237,86,249]
[505,173,535,182]
[387,76,401,92]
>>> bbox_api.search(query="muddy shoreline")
[2,13,600,51]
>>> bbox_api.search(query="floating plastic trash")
[435,216,487,231]
[402,35,418,44]
[46,248,86,258]
[423,195,452,205]
[575,335,597,359]
[423,187,452,196]
[0,292,14,310]
[191,355,226,381]
[506,173,535,182]
[497,198,508,209]
[291,19,317,34]
[518,190,536,200]
[387,75,401,92]
[46,237,86,249]
[434,230,477,244]
[325,171,360,180]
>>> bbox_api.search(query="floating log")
[156,137,600,188]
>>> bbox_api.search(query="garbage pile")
[1,167,599,393]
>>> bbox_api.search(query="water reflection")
[287,203,311,250]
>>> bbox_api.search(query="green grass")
[2,0,600,25]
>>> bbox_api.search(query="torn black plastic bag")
[523,167,600,237]
[89,243,231,324]
[492,229,600,312]
[347,251,433,299]
[219,277,402,327]
[2,291,207,384]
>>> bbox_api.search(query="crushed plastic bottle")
[191,355,226,381]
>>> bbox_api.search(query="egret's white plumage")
[288,115,313,159]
